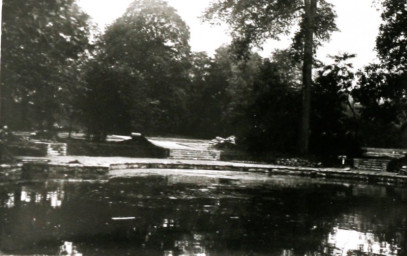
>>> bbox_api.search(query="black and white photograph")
[0,0,406,255]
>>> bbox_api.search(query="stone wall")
[8,142,67,157]
[67,141,169,158]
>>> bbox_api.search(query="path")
[18,155,407,185]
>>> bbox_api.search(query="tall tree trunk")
[68,117,73,139]
[21,97,29,130]
[299,0,317,155]
[0,0,3,126]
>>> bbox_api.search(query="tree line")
[1,0,406,158]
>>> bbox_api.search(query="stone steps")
[168,149,220,161]
[46,143,67,156]
[30,142,67,157]
[353,158,391,172]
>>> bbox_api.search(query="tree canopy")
[205,0,336,52]
[80,0,191,139]
[1,0,91,130]
[350,0,407,147]
[376,0,407,71]
[311,54,359,156]
[205,0,337,154]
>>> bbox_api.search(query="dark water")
[0,169,406,256]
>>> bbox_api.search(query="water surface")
[0,169,405,255]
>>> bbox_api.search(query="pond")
[0,169,405,255]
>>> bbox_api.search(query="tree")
[240,57,301,153]
[376,0,407,71]
[311,54,360,157]
[1,0,91,130]
[270,49,303,90]
[80,57,135,140]
[205,0,337,154]
[80,0,191,139]
[179,46,262,138]
[220,49,264,136]
[352,64,407,147]
[183,52,229,137]
[185,46,268,140]
[187,47,303,153]
[351,0,407,147]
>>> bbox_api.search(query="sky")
[77,0,382,69]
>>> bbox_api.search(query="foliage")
[1,0,91,130]
[183,51,229,137]
[80,58,135,140]
[350,0,407,147]
[222,50,264,134]
[290,0,337,58]
[183,47,263,139]
[352,64,407,147]
[80,0,191,139]
[204,0,337,57]
[205,0,337,154]
[240,58,301,153]
[269,49,302,89]
[376,0,407,71]
[184,47,304,154]
[311,54,360,156]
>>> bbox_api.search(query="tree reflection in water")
[0,173,404,255]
